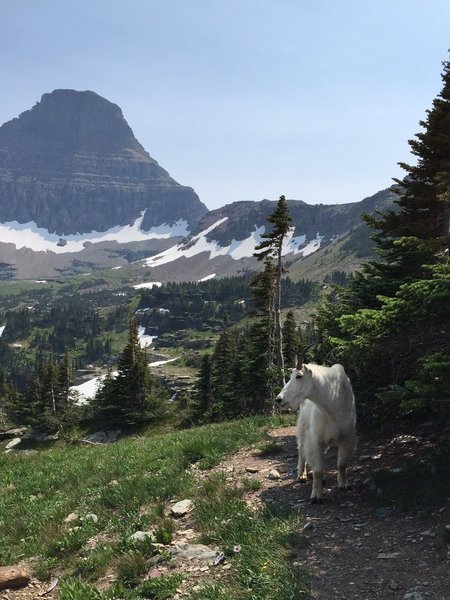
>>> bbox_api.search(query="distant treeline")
[138,275,317,332]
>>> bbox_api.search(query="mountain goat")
[276,354,356,502]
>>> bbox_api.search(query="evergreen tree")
[23,355,67,432]
[193,354,213,420]
[282,310,301,369]
[0,369,23,426]
[241,257,280,413]
[95,319,165,426]
[358,58,450,299]
[209,317,237,418]
[55,351,73,413]
[254,195,293,381]
[316,54,450,423]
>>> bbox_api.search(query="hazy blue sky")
[1,1,449,210]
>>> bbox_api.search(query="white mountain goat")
[276,354,356,502]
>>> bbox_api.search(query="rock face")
[0,89,207,235]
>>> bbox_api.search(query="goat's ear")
[303,365,311,374]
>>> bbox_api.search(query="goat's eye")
[296,374,303,380]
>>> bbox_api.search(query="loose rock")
[0,566,30,591]
[171,499,194,517]
[129,530,154,542]
[82,430,121,445]
[64,512,79,524]
[0,427,27,440]
[4,438,21,451]
[172,543,218,561]
[403,592,424,600]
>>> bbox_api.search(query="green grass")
[1,415,308,598]
[191,470,309,600]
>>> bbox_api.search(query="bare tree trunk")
[275,242,285,384]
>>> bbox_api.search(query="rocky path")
[215,426,450,600]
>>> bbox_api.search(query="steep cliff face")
[0,89,207,234]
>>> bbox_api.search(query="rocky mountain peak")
[0,89,207,235]
[0,89,143,155]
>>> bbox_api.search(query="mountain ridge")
[0,89,396,281]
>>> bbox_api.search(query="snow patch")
[71,371,118,405]
[0,325,5,337]
[138,326,157,348]
[133,281,162,290]
[297,233,324,256]
[198,274,216,282]
[148,357,180,367]
[0,213,189,253]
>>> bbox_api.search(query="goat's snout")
[277,394,291,410]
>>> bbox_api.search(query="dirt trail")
[215,426,450,600]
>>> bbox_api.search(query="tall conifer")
[316,54,450,422]
[254,195,293,381]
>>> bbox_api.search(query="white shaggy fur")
[276,363,356,502]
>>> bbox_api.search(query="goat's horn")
[299,341,318,356]
[296,341,318,368]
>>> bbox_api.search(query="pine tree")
[254,195,293,381]
[55,351,73,413]
[282,310,301,369]
[359,58,450,298]
[95,319,164,426]
[209,317,237,418]
[316,54,450,423]
[239,256,280,413]
[193,354,213,420]
[0,369,24,427]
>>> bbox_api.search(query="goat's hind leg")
[337,441,352,490]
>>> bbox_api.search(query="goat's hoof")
[310,497,323,505]
[338,485,352,492]
[297,476,308,484]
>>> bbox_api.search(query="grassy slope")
[1,416,308,600]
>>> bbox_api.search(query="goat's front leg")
[309,444,325,503]
[297,446,307,482]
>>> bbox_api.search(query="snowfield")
[0,212,189,253]
[143,219,323,267]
